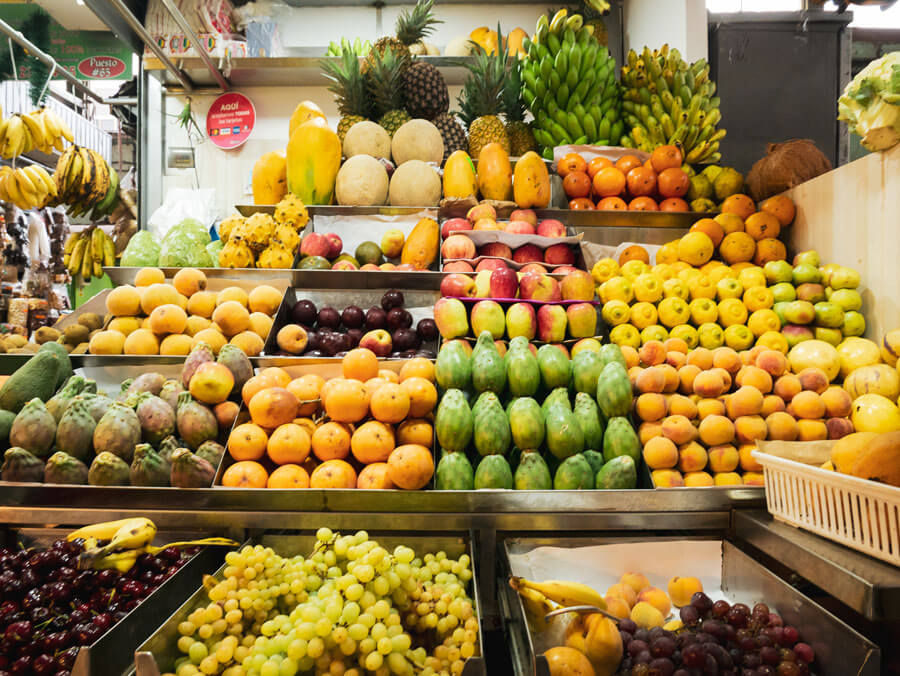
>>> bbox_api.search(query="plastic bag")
[120,231,161,267]
[206,240,223,266]
[158,233,214,267]
[147,188,216,240]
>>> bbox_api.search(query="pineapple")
[219,240,255,268]
[364,0,441,75]
[274,194,309,231]
[403,60,449,120]
[458,27,511,157]
[367,48,410,136]
[502,59,537,156]
[321,46,372,142]
[432,112,467,162]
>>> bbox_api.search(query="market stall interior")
[0,0,899,674]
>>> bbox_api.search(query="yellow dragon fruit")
[219,240,255,268]
[218,214,245,242]
[271,224,301,252]
[240,213,276,251]
[274,194,309,231]
[257,245,295,268]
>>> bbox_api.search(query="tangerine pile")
[558,145,691,212]
[222,348,436,490]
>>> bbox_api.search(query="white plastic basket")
[752,450,900,567]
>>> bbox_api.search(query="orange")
[357,463,395,489]
[593,167,627,197]
[557,152,587,177]
[364,377,389,401]
[619,245,650,266]
[625,166,657,197]
[324,379,369,422]
[721,194,756,221]
[287,374,326,417]
[134,267,165,287]
[242,374,275,405]
[259,367,291,389]
[399,358,435,382]
[228,423,268,461]
[596,196,627,210]
[400,377,438,417]
[221,460,268,488]
[650,145,683,173]
[378,368,400,384]
[719,232,757,265]
[386,444,434,490]
[760,194,796,227]
[562,171,591,199]
[248,387,299,428]
[267,464,310,489]
[714,212,745,235]
[309,459,357,488]
[676,231,714,266]
[396,419,434,448]
[615,154,643,175]
[628,196,659,211]
[743,211,781,241]
[311,422,352,461]
[569,198,595,210]
[689,218,725,247]
[267,423,312,465]
[659,197,689,212]
[351,420,396,464]
[587,156,613,178]
[369,382,411,423]
[342,347,379,381]
[753,238,787,266]
[657,168,689,198]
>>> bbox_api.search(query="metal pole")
[104,0,195,92]
[158,0,230,91]
[0,18,106,104]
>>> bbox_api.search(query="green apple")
[830,266,861,290]
[770,282,797,303]
[795,283,826,303]
[813,301,844,328]
[793,250,821,268]
[772,301,791,326]
[842,310,866,337]
[782,324,814,348]
[716,277,744,301]
[819,263,840,286]
[792,263,821,285]
[814,327,843,346]
[830,288,862,311]
[784,300,816,325]
[764,260,794,284]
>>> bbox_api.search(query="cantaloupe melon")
[388,161,441,207]
[391,120,444,165]
[335,155,389,206]
[344,121,392,161]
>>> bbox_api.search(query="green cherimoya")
[838,51,900,152]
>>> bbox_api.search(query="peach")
[790,390,826,419]
[714,472,744,486]
[797,367,829,394]
[746,345,768,365]
[636,587,671,617]
[826,416,854,439]
[765,411,799,441]
[665,338,689,354]
[652,469,685,487]
[643,436,679,469]
[711,368,733,391]
[738,443,764,472]
[821,386,852,418]
[734,415,768,444]
[742,472,765,486]
[638,421,664,445]
[666,351,687,369]
[668,576,704,608]
[636,367,666,394]
[678,364,702,394]
[636,393,669,422]
[604,595,632,619]
[684,471,715,487]
[726,386,764,418]
[712,347,742,375]
[735,365,773,393]
[631,601,666,629]
[620,572,651,595]
[661,415,697,445]
[668,394,698,420]
[708,444,740,473]
[606,582,638,608]
[639,340,667,366]
[697,397,726,419]
[628,366,643,390]
[698,415,736,446]
[658,364,680,393]
[773,373,802,402]
[797,419,828,441]
[686,347,714,370]
[621,345,640,368]
[693,370,727,398]
[756,349,788,377]
[678,441,709,473]
[740,350,754,366]
[761,395,786,417]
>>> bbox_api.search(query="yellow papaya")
[251,151,287,205]
[443,150,477,199]
[513,151,551,208]
[287,121,342,205]
[850,431,900,486]
[564,613,623,676]
[477,143,512,201]
[400,217,439,270]
[830,431,878,473]
[288,100,326,139]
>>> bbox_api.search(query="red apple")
[360,263,380,271]
[394,263,418,271]
[519,263,548,275]
[359,329,393,357]
[510,209,538,226]
[536,219,567,238]
[300,232,331,258]
[489,267,519,299]
[441,234,476,260]
[553,266,578,274]
[544,243,575,265]
[323,232,343,259]
[443,260,474,272]
[519,273,562,302]
[475,258,508,272]
[441,218,472,239]
[331,260,358,270]
[513,244,544,264]
[441,273,477,298]
[479,242,513,259]
[505,220,536,235]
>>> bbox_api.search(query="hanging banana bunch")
[0,107,74,159]
[62,224,116,282]
[0,164,57,210]
[51,144,120,219]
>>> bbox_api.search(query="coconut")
[335,155,390,206]
[388,160,442,207]
[745,139,832,201]
[391,119,444,165]
[343,121,392,161]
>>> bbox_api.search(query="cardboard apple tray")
[442,231,590,272]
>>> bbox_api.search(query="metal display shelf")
[734,509,900,622]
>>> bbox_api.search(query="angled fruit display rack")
[0,1,899,675]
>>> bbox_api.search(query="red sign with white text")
[206,92,255,150]
[76,56,127,79]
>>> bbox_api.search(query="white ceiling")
[31,0,108,31]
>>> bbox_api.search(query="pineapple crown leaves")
[502,58,526,123]
[457,24,510,127]
[320,46,372,120]
[366,46,408,119]
[396,0,442,46]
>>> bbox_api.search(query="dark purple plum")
[341,306,364,329]
[365,307,387,330]
[317,306,341,329]
[416,318,438,341]
[386,307,412,331]
[291,300,317,326]
[381,289,404,311]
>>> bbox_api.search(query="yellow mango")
[400,218,439,270]
[851,431,900,486]
[830,431,878,473]
[565,613,623,676]
[476,143,512,201]
[442,150,477,198]
[286,121,341,205]
[288,100,326,139]
[513,151,551,208]
[251,151,287,205]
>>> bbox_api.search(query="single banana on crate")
[509,576,607,609]
[516,585,559,619]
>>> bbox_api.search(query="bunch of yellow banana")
[0,108,73,159]
[68,517,238,572]
[63,225,115,281]
[52,144,119,218]
[0,164,57,210]
[509,576,607,610]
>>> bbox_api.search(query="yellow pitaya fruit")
[257,245,295,269]
[219,240,255,268]
[271,224,301,252]
[241,212,276,251]
[218,214,245,242]
[274,194,309,231]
